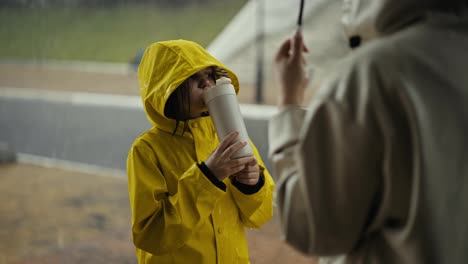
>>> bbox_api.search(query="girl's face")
[187,67,216,118]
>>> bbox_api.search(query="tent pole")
[255,0,265,104]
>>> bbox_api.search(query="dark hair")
[163,66,230,136]
[164,66,228,135]
[164,80,191,136]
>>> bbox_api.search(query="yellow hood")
[137,39,240,131]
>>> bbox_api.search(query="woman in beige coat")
[269,0,468,263]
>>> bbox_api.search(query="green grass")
[0,1,246,62]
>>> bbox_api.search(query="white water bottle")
[203,77,254,158]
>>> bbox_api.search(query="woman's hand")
[205,131,256,181]
[274,29,309,107]
[232,158,260,185]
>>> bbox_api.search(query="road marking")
[17,153,127,178]
[239,103,278,119]
[0,86,142,109]
[0,86,279,119]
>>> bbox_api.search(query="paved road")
[0,88,274,174]
[0,91,148,172]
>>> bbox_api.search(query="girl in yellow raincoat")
[127,39,275,264]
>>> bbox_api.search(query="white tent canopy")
[207,0,350,104]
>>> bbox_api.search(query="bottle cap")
[215,77,232,85]
[203,78,236,104]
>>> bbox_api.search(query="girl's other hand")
[205,131,255,181]
[232,158,260,185]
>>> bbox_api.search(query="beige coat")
[268,1,468,263]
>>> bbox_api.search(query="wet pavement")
[0,163,317,264]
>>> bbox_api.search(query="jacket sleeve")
[229,141,275,228]
[127,144,226,255]
[268,106,311,248]
[269,89,384,255]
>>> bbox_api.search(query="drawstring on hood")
[137,39,240,135]
[341,0,468,48]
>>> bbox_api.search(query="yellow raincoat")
[127,40,275,264]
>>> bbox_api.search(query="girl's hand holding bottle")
[205,131,256,181]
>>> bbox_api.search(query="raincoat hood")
[137,39,240,131]
[341,0,467,47]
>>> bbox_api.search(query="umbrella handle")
[297,0,305,27]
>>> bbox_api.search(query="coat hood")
[341,0,468,47]
[137,39,240,131]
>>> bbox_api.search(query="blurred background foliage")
[1,0,221,8]
[0,0,247,62]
